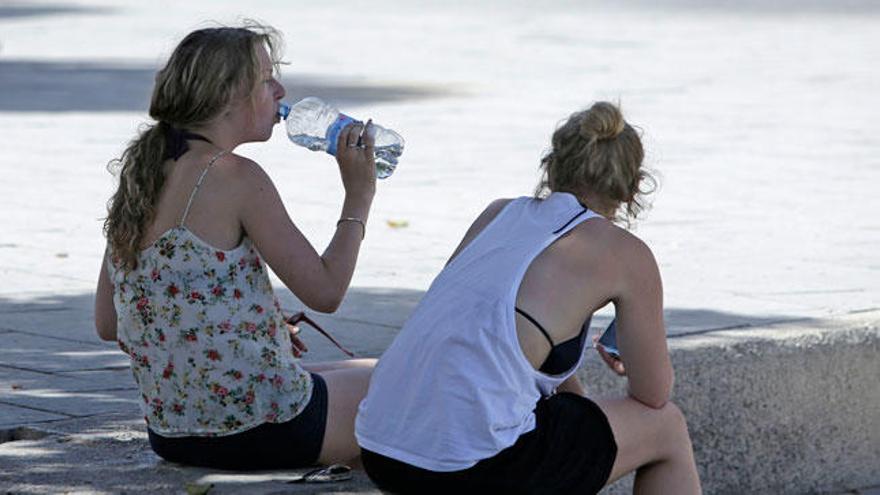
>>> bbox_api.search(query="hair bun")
[579,101,625,142]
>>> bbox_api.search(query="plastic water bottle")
[278,97,404,179]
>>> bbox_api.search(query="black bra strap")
[515,307,555,347]
[161,122,213,161]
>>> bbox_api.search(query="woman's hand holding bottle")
[336,120,377,201]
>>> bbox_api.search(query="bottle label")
[325,113,357,156]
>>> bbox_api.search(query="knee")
[352,358,378,369]
[658,401,692,447]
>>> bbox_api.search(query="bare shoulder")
[446,198,515,265]
[488,197,515,210]
[218,153,270,184]
[479,198,514,223]
[467,197,516,237]
[212,153,279,198]
[611,224,657,270]
[569,219,658,272]
[612,224,655,260]
[599,224,661,295]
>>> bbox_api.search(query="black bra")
[515,307,591,375]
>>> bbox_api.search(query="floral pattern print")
[108,227,312,437]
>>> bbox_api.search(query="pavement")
[1,1,879,494]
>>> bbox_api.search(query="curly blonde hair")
[535,101,655,224]
[104,22,283,270]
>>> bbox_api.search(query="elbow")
[303,287,345,314]
[284,266,348,313]
[633,395,669,410]
[309,299,341,314]
[627,386,670,409]
[95,321,116,342]
[628,377,673,410]
[94,307,117,342]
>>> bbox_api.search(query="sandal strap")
[288,464,352,484]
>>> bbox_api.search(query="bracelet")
[337,217,366,239]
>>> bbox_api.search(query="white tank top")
[356,192,600,472]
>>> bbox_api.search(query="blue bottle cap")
[277,102,291,120]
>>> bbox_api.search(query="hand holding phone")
[595,319,625,376]
[597,319,620,359]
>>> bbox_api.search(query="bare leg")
[301,358,376,373]
[594,397,701,495]
[315,363,376,466]
[556,373,587,396]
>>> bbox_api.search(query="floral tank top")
[106,152,312,437]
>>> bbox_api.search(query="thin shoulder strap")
[515,307,555,347]
[178,150,229,226]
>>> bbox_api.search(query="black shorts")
[362,393,617,495]
[147,372,328,470]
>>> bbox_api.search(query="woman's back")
[141,146,245,251]
[107,147,315,436]
[356,192,619,471]
[513,200,625,367]
[357,100,700,494]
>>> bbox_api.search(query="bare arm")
[445,198,513,266]
[94,254,118,341]
[613,236,673,409]
[239,123,376,313]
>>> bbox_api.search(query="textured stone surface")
[0,403,68,429]
[589,312,880,495]
[0,414,379,494]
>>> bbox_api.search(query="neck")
[188,119,244,152]
[575,192,617,220]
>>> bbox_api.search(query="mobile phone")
[597,319,620,359]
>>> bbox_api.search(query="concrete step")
[591,309,880,495]
[1,308,877,493]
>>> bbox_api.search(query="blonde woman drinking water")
[95,23,378,470]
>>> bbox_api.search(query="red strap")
[286,311,355,358]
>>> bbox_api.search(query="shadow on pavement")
[0,3,112,20]
[0,413,380,494]
[0,289,807,430]
[0,59,458,113]
[0,291,849,494]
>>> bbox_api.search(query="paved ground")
[0,1,878,493]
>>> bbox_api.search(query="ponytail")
[103,123,170,270]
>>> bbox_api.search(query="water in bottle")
[278,97,404,179]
